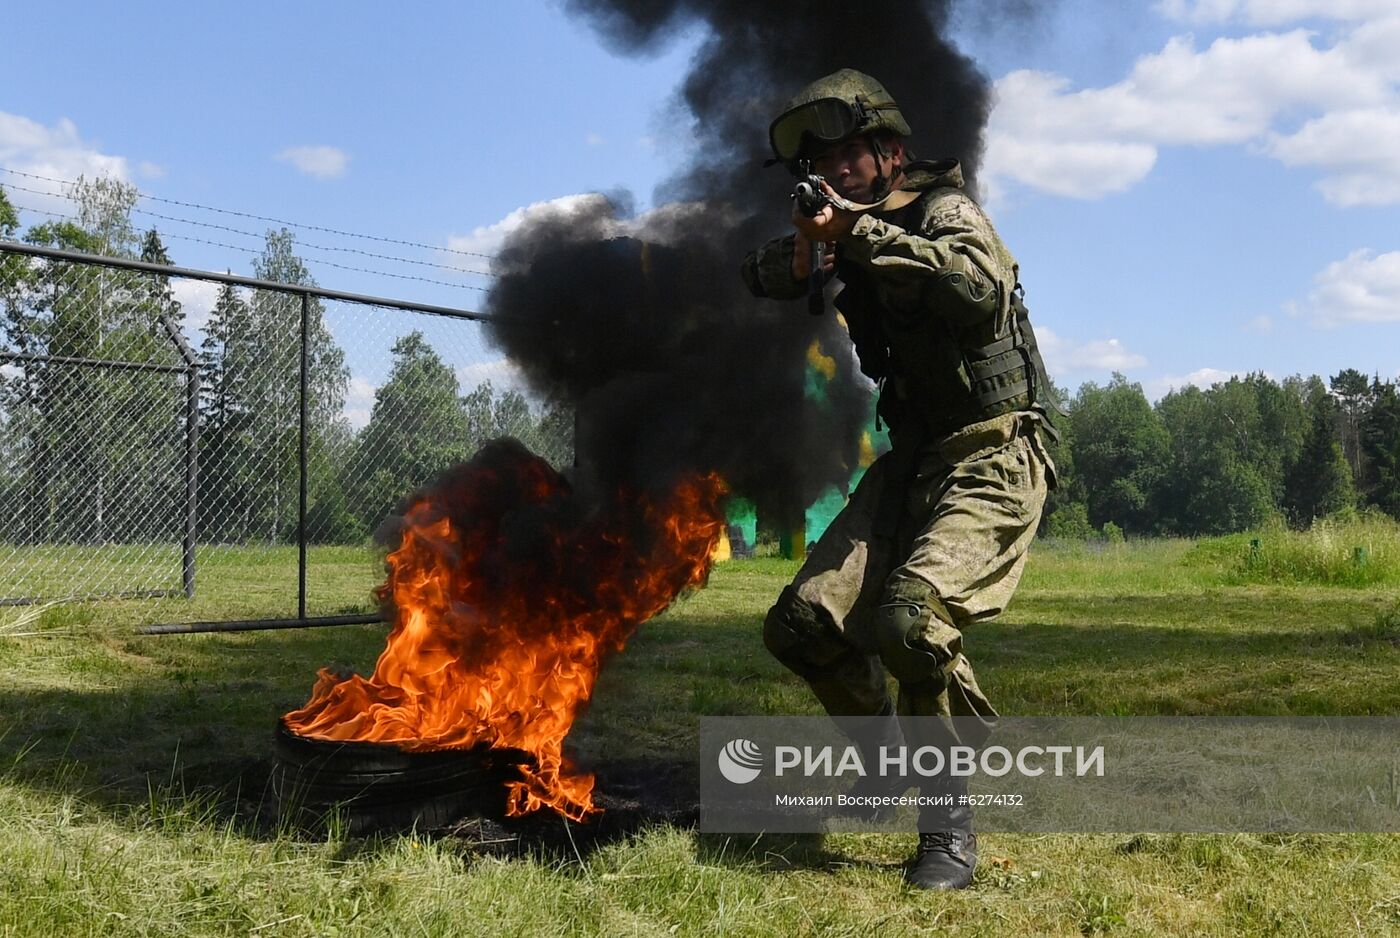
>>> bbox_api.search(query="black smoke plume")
[485,1,993,522]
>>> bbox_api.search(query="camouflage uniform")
[742,158,1057,749]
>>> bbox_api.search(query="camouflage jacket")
[742,159,1046,443]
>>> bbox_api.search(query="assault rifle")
[790,164,894,316]
[793,166,830,317]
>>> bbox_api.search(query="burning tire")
[272,718,531,834]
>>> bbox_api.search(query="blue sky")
[4,0,1399,421]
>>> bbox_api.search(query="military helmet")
[768,69,912,167]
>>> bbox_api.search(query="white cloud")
[1267,107,1400,205]
[983,129,1157,200]
[1037,325,1148,374]
[984,15,1400,203]
[343,375,378,431]
[1157,0,1397,26]
[1290,248,1400,325]
[457,358,530,397]
[1339,15,1400,84]
[585,132,604,146]
[0,110,130,215]
[170,279,225,335]
[444,193,612,259]
[275,145,349,180]
[1243,314,1274,333]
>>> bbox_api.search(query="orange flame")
[283,441,726,821]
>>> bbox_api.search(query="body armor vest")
[834,243,1063,444]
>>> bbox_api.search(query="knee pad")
[875,578,962,688]
[763,586,848,672]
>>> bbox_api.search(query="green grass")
[1,541,1398,936]
[1186,512,1400,588]
[0,544,384,634]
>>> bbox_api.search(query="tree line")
[5,179,1395,549]
[0,181,571,548]
[1042,370,1400,538]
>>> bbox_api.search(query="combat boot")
[904,776,977,890]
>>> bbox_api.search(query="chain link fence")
[0,242,570,630]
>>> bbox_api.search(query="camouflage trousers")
[763,411,1053,748]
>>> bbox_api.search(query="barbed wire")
[7,202,489,293]
[0,165,500,261]
[136,206,497,279]
[3,181,496,279]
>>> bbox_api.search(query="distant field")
[0,539,1397,936]
[0,543,383,628]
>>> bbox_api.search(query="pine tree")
[348,331,466,534]
[1330,368,1372,492]
[1285,390,1356,525]
[197,281,258,541]
[1362,378,1400,519]
[234,229,348,542]
[93,227,187,540]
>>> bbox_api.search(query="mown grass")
[1,542,1398,936]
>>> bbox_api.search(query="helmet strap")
[868,135,902,199]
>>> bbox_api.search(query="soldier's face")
[811,136,903,202]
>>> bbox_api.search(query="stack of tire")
[272,718,532,834]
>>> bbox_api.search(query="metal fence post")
[182,365,199,598]
[159,314,200,599]
[299,290,310,621]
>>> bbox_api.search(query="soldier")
[741,69,1061,890]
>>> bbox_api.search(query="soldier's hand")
[791,180,859,243]
[791,230,836,281]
